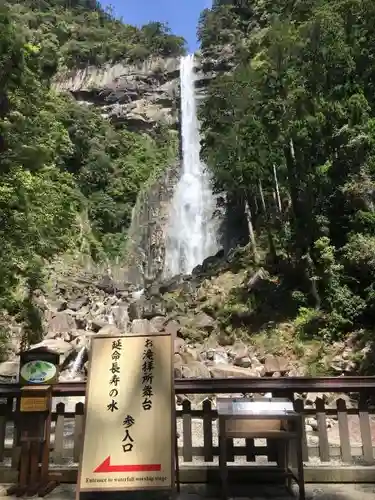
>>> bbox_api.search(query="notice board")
[76,333,174,497]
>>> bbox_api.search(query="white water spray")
[67,346,86,380]
[164,54,218,277]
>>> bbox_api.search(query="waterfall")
[164,54,218,277]
[67,346,86,380]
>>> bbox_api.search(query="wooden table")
[217,397,305,500]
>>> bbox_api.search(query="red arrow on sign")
[94,456,161,473]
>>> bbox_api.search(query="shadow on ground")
[1,483,375,500]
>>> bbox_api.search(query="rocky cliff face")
[53,57,181,131]
[123,159,181,287]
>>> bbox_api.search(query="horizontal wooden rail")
[1,376,375,397]
[0,379,375,485]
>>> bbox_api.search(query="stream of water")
[164,54,218,277]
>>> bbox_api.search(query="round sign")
[20,360,57,384]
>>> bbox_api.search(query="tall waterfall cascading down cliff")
[164,54,219,277]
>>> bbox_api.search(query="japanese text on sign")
[108,339,122,412]
[141,339,154,411]
[122,414,135,453]
[77,334,174,494]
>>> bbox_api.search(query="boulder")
[128,299,143,321]
[0,360,19,379]
[174,337,185,354]
[180,361,211,379]
[91,319,108,332]
[192,312,215,332]
[130,319,158,335]
[228,341,248,360]
[97,275,117,294]
[128,297,165,321]
[234,356,252,368]
[97,325,121,336]
[66,296,89,312]
[210,363,259,378]
[164,319,180,336]
[142,298,166,319]
[150,316,166,332]
[30,338,73,356]
[264,355,289,374]
[112,304,129,330]
[47,312,76,334]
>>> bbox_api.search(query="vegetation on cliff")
[198,0,375,348]
[7,0,186,72]
[0,1,180,344]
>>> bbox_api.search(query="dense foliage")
[199,0,375,343]
[7,0,186,71]
[0,1,179,338]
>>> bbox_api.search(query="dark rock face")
[123,160,181,288]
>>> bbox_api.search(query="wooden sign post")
[7,347,61,497]
[76,333,175,499]
[7,385,59,497]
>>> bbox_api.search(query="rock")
[180,361,211,379]
[69,329,87,339]
[210,363,259,378]
[217,331,236,346]
[29,339,74,365]
[31,338,73,355]
[150,316,166,332]
[0,360,19,379]
[253,364,266,376]
[97,325,121,336]
[180,349,199,364]
[130,319,158,335]
[128,300,143,321]
[142,298,166,319]
[192,312,215,332]
[112,304,129,330]
[75,314,88,330]
[47,312,76,334]
[96,274,117,294]
[234,356,252,368]
[128,297,165,321]
[305,417,318,431]
[264,355,289,374]
[164,319,180,336]
[159,275,185,294]
[66,296,89,312]
[49,299,67,312]
[228,341,248,360]
[174,338,185,354]
[123,161,180,287]
[91,319,108,332]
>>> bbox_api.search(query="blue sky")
[99,0,213,52]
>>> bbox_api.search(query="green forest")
[198,0,375,347]
[0,0,181,316]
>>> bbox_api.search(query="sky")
[99,0,213,52]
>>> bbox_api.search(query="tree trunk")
[244,198,259,263]
[258,179,277,261]
[273,164,282,214]
[284,138,321,308]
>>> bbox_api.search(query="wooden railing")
[0,377,375,483]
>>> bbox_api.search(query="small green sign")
[20,360,57,384]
